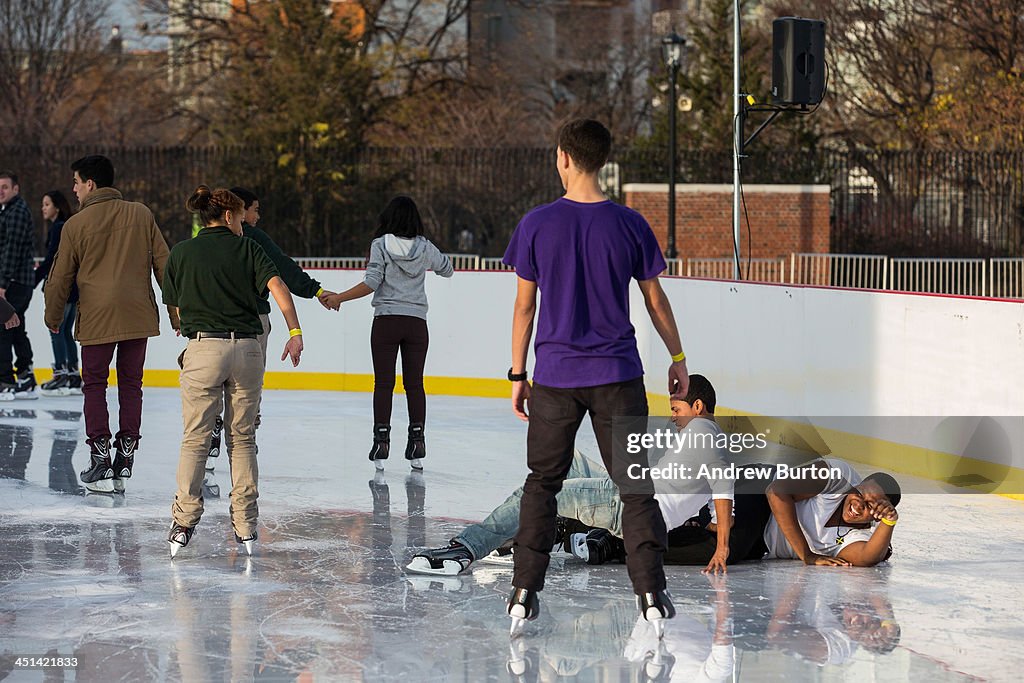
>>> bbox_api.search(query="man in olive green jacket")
[44,155,178,493]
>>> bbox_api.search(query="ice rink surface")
[1,389,1023,682]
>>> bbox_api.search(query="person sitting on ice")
[407,374,739,576]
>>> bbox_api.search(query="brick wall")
[623,184,830,259]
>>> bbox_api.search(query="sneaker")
[112,435,138,493]
[406,541,474,576]
[168,523,195,558]
[79,438,114,493]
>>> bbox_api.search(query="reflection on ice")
[0,390,1020,681]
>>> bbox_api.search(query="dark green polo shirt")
[163,226,280,337]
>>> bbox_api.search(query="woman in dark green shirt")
[163,186,303,558]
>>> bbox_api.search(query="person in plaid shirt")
[0,170,38,400]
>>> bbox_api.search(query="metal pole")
[732,0,742,279]
[667,61,678,260]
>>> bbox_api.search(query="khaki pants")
[172,337,264,534]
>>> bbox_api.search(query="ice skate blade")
[242,539,255,556]
[112,478,125,493]
[405,556,465,576]
[83,478,115,493]
[374,458,386,471]
[169,541,182,558]
[648,614,666,640]
[40,388,73,397]
[410,458,423,471]
[509,615,527,638]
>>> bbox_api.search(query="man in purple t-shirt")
[503,119,690,637]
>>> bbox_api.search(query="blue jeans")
[456,450,624,560]
[50,302,78,368]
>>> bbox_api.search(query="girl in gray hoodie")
[324,196,453,470]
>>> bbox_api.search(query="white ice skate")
[235,530,257,557]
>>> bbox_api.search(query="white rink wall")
[23,270,1024,470]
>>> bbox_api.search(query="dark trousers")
[0,281,34,384]
[513,377,667,593]
[50,302,79,368]
[370,315,429,425]
[81,338,148,442]
[665,464,774,565]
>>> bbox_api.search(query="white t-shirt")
[763,458,874,559]
[653,417,735,530]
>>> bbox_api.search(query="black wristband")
[507,367,528,382]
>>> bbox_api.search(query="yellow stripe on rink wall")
[41,368,512,399]
[714,407,1024,502]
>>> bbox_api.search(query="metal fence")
[990,258,1024,299]
[790,253,889,290]
[687,257,787,283]
[3,146,1022,261]
[298,252,1023,299]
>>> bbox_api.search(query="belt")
[188,332,258,340]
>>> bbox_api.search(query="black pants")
[665,464,774,565]
[513,377,667,593]
[0,281,33,384]
[370,315,429,425]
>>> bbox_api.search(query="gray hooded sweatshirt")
[363,235,454,319]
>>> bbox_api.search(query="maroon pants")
[81,338,148,442]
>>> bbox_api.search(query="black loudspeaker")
[771,17,826,106]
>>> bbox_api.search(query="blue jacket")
[36,219,79,303]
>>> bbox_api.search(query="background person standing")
[44,155,178,493]
[0,170,39,400]
[35,190,81,396]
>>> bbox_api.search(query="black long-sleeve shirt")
[0,195,36,289]
[35,218,79,302]
[243,224,321,314]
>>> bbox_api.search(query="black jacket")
[36,218,79,303]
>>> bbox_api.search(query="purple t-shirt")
[503,198,667,388]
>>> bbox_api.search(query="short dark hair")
[44,190,74,222]
[0,170,18,186]
[229,187,259,209]
[186,185,244,226]
[373,195,424,240]
[862,472,901,508]
[557,119,612,174]
[71,155,115,188]
[673,374,717,414]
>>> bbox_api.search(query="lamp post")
[661,31,685,261]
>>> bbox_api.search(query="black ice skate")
[406,541,473,576]
[637,590,676,639]
[79,438,114,493]
[570,528,626,565]
[206,416,223,471]
[507,587,540,637]
[12,368,37,400]
[112,435,138,493]
[40,365,72,396]
[369,424,390,470]
[405,423,425,470]
[234,529,257,556]
[168,523,195,558]
[65,364,82,395]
